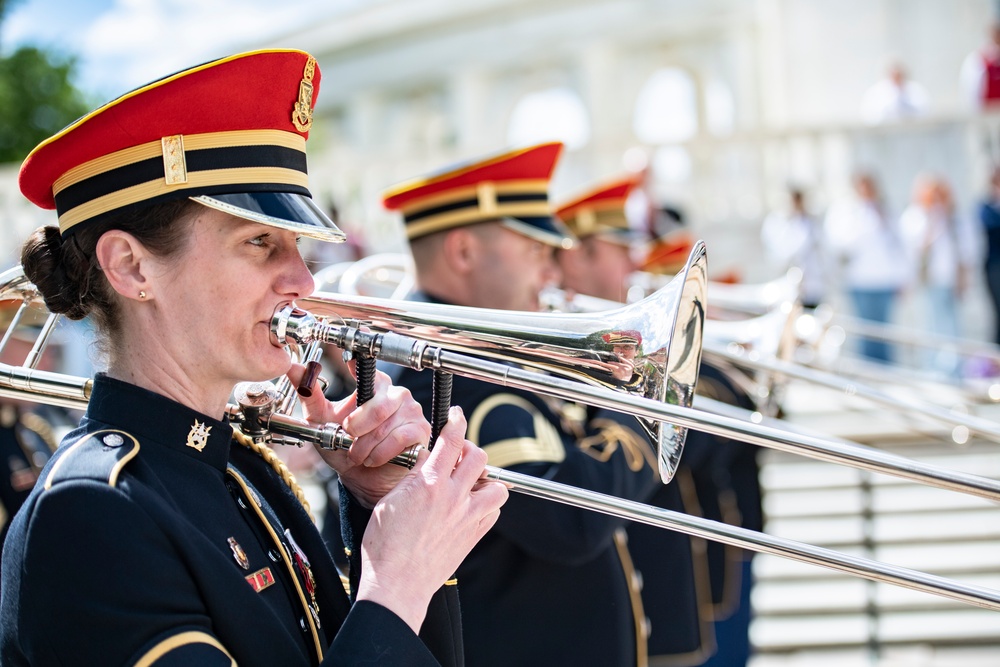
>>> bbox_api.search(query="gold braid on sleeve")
[232,428,314,523]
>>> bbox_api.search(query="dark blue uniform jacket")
[397,358,660,667]
[0,374,458,666]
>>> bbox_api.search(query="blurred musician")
[557,175,761,666]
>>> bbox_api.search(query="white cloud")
[6,0,361,99]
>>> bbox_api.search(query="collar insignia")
[292,57,317,132]
[228,537,250,570]
[186,419,212,452]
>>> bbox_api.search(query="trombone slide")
[235,390,1000,613]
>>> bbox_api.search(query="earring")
[139,291,147,299]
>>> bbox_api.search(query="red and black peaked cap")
[18,49,344,243]
[382,141,575,248]
[554,174,643,246]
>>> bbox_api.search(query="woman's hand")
[354,407,509,633]
[287,362,430,508]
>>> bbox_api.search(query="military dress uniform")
[382,144,663,667]
[2,49,464,667]
[555,177,715,666]
[0,374,461,666]
[399,359,659,667]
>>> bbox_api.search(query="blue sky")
[1,0,355,100]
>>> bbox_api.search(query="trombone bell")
[295,241,708,482]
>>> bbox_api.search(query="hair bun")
[21,226,90,320]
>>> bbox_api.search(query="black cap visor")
[191,192,346,242]
[499,215,575,249]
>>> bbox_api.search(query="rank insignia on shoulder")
[228,537,249,570]
[186,419,211,452]
[246,567,275,593]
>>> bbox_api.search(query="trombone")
[554,279,1000,443]
[688,270,1000,405]
[310,251,1000,491]
[3,248,1000,611]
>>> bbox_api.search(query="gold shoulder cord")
[232,429,314,523]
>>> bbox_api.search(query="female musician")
[0,49,507,666]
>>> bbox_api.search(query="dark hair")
[21,199,199,347]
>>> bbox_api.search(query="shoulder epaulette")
[43,429,140,490]
[468,393,566,468]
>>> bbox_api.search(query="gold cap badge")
[292,57,317,132]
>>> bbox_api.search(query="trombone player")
[0,49,508,665]
[554,175,715,665]
[382,142,662,667]
[555,175,760,667]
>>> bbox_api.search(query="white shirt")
[824,200,912,290]
[760,209,829,304]
[860,78,929,124]
[898,204,983,288]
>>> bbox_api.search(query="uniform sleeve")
[468,391,660,564]
[338,484,458,667]
[9,482,233,667]
[328,601,441,667]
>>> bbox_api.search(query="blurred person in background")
[383,142,665,667]
[860,61,929,124]
[978,166,1000,344]
[899,174,982,375]
[961,22,1000,109]
[824,172,911,363]
[760,186,830,309]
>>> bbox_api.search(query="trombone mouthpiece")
[270,305,318,347]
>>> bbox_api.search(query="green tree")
[0,46,91,164]
[0,0,93,164]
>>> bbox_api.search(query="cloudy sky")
[1,0,367,100]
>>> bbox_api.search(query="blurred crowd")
[760,167,1000,374]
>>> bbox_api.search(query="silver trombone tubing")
[284,289,1000,504]
[829,310,1000,363]
[703,270,802,315]
[547,286,1000,445]
[262,321,1000,612]
[633,268,802,314]
[2,267,999,611]
[702,271,1000,365]
[703,340,1000,445]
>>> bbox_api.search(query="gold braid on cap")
[232,428,314,522]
